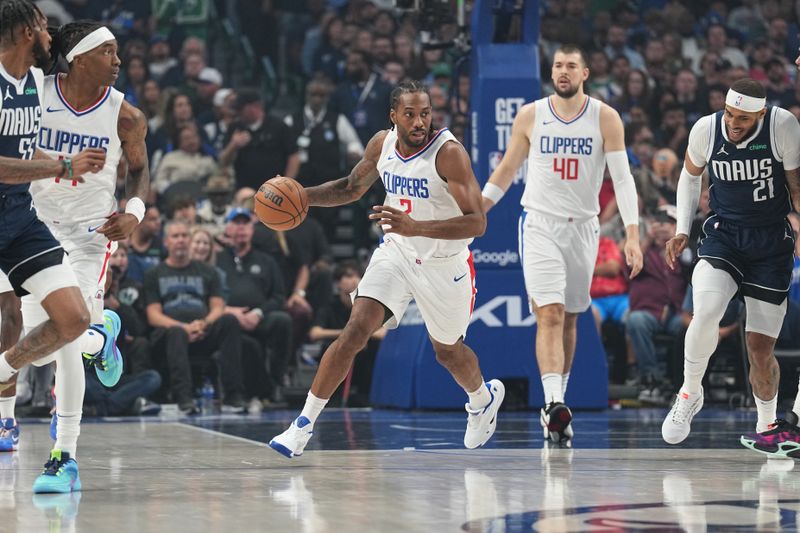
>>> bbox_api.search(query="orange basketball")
[254,176,308,230]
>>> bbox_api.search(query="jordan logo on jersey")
[3,86,12,101]
[711,158,773,182]
[717,145,728,156]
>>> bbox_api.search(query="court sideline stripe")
[176,422,266,446]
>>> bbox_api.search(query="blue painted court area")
[182,407,764,451]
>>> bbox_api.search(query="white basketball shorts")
[22,225,115,328]
[356,242,476,345]
[519,211,599,313]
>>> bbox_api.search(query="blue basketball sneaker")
[32,450,81,494]
[83,309,123,387]
[0,418,19,451]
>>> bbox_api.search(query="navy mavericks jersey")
[707,107,790,226]
[0,66,42,195]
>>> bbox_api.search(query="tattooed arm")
[303,130,387,207]
[97,102,150,241]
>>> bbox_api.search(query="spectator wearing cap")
[765,58,794,109]
[204,88,236,155]
[197,175,235,232]
[194,67,224,125]
[147,34,178,83]
[626,205,688,391]
[331,49,393,146]
[219,88,300,191]
[217,208,292,404]
[153,122,218,196]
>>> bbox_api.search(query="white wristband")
[482,182,505,204]
[125,197,146,223]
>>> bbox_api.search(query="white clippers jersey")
[521,96,606,220]
[377,127,470,260]
[32,74,124,225]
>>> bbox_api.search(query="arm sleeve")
[676,166,702,237]
[774,108,800,171]
[605,150,639,228]
[686,115,713,168]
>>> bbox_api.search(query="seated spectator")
[153,123,218,196]
[217,208,292,405]
[127,205,164,284]
[190,225,229,303]
[591,236,629,332]
[83,368,162,417]
[144,221,245,413]
[197,175,234,233]
[309,260,385,405]
[169,195,200,225]
[626,206,687,392]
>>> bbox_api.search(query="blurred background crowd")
[17,0,800,416]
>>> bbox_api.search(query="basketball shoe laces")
[82,352,107,372]
[42,456,65,476]
[669,394,697,425]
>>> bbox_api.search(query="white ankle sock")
[55,412,81,457]
[542,373,563,404]
[0,353,18,383]
[299,392,328,425]
[561,373,570,399]
[80,328,105,355]
[0,396,15,421]
[467,379,490,410]
[754,393,777,432]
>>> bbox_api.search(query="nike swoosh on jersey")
[46,106,64,112]
[542,120,555,125]
[453,273,468,282]
[387,155,395,160]
[87,224,103,232]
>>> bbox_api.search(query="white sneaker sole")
[464,380,505,449]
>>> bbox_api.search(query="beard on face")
[32,38,52,70]
[554,82,581,99]
[402,128,428,147]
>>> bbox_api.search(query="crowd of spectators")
[17,0,800,414]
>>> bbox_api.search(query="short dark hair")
[52,20,103,62]
[555,44,588,67]
[730,78,766,99]
[390,79,430,110]
[0,0,43,44]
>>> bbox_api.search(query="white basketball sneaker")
[662,388,704,444]
[464,379,505,449]
[269,416,314,458]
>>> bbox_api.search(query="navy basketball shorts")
[0,193,75,297]
[697,214,794,305]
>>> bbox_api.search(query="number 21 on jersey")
[554,158,579,180]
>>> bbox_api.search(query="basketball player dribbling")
[481,45,643,445]
[0,20,150,493]
[269,80,504,458]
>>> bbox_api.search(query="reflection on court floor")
[6,408,800,532]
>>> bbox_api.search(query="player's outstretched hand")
[665,234,688,271]
[71,148,106,176]
[96,212,139,241]
[369,205,418,236]
[624,238,644,278]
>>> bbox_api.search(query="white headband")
[65,27,116,63]
[725,89,766,113]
